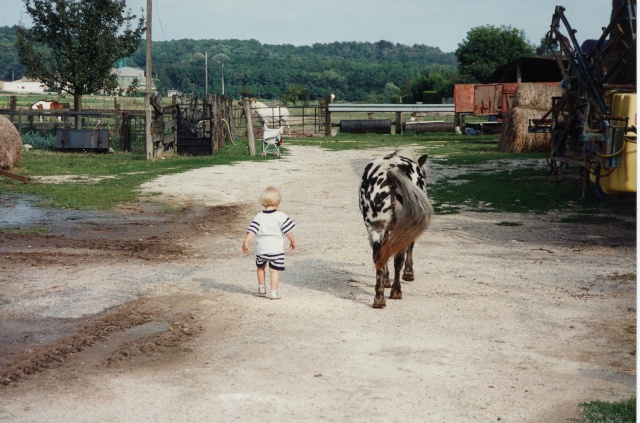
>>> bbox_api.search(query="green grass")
[609,273,637,282]
[293,132,500,151]
[291,133,636,215]
[0,226,48,235]
[2,133,635,218]
[0,139,278,209]
[429,167,580,214]
[560,214,623,224]
[495,221,523,227]
[572,397,636,423]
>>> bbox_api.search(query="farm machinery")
[529,0,637,200]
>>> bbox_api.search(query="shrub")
[22,130,56,150]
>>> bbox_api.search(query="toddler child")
[242,186,296,299]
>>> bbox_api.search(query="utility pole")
[243,97,255,156]
[205,51,208,97]
[144,0,153,160]
[221,62,225,95]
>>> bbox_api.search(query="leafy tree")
[535,36,554,56]
[384,82,401,102]
[0,27,25,81]
[455,25,535,83]
[281,83,309,105]
[212,53,230,95]
[400,67,460,103]
[16,0,145,110]
[126,77,140,97]
[239,86,255,98]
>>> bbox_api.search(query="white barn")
[112,66,156,93]
[1,78,48,94]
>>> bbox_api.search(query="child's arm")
[242,232,254,253]
[286,232,296,251]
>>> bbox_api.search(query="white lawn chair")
[262,122,284,157]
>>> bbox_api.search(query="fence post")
[8,96,17,124]
[324,94,333,136]
[395,111,403,135]
[243,97,256,156]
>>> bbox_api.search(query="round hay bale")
[512,83,563,110]
[498,107,551,153]
[0,114,22,170]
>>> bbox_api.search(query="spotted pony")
[359,149,433,308]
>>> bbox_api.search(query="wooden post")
[243,97,256,156]
[324,94,333,136]
[215,96,223,151]
[395,111,402,135]
[9,96,16,123]
[144,0,153,160]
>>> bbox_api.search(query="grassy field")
[2,133,635,218]
[0,93,146,110]
[1,139,274,209]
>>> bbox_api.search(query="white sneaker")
[269,290,280,300]
[258,285,266,295]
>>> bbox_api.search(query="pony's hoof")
[389,291,403,300]
[402,273,414,282]
[384,282,392,288]
[372,298,386,308]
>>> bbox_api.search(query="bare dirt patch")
[0,295,203,387]
[0,145,635,422]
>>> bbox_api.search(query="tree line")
[128,38,460,103]
[1,1,541,107]
[0,25,463,104]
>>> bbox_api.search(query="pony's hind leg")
[373,267,387,308]
[389,251,405,300]
[402,242,415,281]
[383,262,391,288]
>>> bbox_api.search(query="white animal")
[252,101,291,133]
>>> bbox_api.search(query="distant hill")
[0,26,457,102]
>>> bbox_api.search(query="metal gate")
[175,95,213,156]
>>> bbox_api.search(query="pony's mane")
[395,148,417,161]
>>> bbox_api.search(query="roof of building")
[5,77,44,84]
[488,57,566,83]
[112,67,145,78]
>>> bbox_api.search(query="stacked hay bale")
[0,114,22,170]
[498,83,564,153]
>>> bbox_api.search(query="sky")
[1,0,614,53]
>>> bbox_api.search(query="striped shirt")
[247,209,296,256]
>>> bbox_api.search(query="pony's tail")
[374,168,433,269]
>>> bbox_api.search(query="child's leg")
[268,268,279,291]
[257,266,266,288]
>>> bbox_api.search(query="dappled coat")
[359,149,433,308]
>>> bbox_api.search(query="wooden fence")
[0,94,236,155]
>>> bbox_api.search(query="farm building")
[0,77,48,94]
[111,66,156,92]
[487,56,564,83]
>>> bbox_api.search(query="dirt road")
[0,145,635,422]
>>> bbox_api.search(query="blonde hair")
[260,186,282,207]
